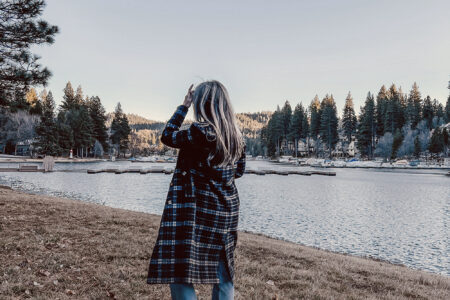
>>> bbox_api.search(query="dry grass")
[0,185,448,299]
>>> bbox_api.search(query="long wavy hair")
[192,80,244,167]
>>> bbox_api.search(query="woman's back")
[148,82,244,300]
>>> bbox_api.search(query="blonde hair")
[192,80,244,167]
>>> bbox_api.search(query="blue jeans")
[170,257,234,300]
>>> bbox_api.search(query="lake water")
[0,160,448,276]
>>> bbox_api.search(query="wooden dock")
[0,165,335,176]
[86,166,176,175]
[245,169,335,176]
[0,165,45,172]
[86,167,335,176]
[310,170,336,176]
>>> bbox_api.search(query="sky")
[34,0,450,121]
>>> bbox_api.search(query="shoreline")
[1,156,449,172]
[0,158,105,163]
[1,186,448,299]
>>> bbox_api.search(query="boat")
[308,158,325,168]
[322,159,332,167]
[394,160,408,166]
[278,157,290,163]
[409,160,420,167]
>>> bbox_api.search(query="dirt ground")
[0,186,448,299]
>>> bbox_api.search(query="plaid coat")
[147,105,246,284]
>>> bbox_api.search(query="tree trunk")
[276,137,280,157]
[295,138,298,157]
[306,138,309,157]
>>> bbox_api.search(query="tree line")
[0,81,132,157]
[262,82,450,159]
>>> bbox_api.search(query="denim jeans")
[170,256,234,300]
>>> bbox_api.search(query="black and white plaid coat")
[147,104,246,284]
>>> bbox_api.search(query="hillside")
[105,111,271,156]
[108,111,270,133]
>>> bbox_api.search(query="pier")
[0,165,336,176]
[85,167,336,176]
[0,165,45,172]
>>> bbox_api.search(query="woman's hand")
[183,84,194,108]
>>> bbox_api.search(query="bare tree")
[374,132,393,161]
[4,110,39,155]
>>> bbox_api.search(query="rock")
[65,289,75,295]
[38,269,50,277]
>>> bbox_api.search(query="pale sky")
[34,0,450,121]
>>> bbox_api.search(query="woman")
[147,80,246,300]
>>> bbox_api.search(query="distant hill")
[106,111,272,139]
[236,111,272,139]
[106,111,271,156]
[106,113,166,131]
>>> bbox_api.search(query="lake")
[0,160,448,276]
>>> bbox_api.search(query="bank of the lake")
[1,160,448,276]
[1,186,448,299]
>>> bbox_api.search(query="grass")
[0,185,448,299]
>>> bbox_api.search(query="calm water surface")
[0,160,448,275]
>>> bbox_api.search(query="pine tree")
[384,84,405,134]
[342,92,357,143]
[35,91,59,155]
[74,85,84,106]
[265,108,284,156]
[60,82,76,111]
[87,96,109,153]
[413,135,421,158]
[319,94,339,157]
[309,95,321,140]
[357,92,376,158]
[407,82,422,128]
[9,88,30,112]
[75,103,94,157]
[428,128,444,154]
[56,112,74,155]
[442,127,448,154]
[302,109,309,139]
[59,83,95,157]
[288,103,307,157]
[422,96,434,128]
[111,102,131,157]
[391,129,403,159]
[26,88,42,115]
[375,85,389,138]
[446,81,450,123]
[0,0,58,103]
[399,87,407,125]
[432,99,444,120]
[280,101,292,154]
[445,95,450,123]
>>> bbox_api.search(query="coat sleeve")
[160,105,208,149]
[234,145,246,179]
